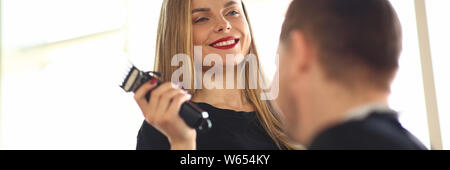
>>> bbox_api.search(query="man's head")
[276,0,402,144]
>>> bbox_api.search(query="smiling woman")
[0,0,293,150]
[135,0,298,150]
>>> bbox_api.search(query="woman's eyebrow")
[192,8,210,14]
[192,0,238,14]
[224,0,238,8]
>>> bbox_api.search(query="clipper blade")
[120,65,141,92]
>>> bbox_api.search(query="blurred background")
[0,0,449,149]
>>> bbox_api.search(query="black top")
[136,102,279,150]
[309,111,427,150]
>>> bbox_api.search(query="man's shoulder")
[308,112,427,150]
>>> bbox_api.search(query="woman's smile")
[209,36,240,50]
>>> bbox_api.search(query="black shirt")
[309,111,427,150]
[136,102,279,150]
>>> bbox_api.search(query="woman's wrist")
[170,139,196,150]
[169,132,196,150]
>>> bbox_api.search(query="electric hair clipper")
[120,63,212,132]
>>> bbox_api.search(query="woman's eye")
[226,10,240,16]
[194,17,209,23]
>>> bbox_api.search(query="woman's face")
[191,0,251,65]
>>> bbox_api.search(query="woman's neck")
[191,69,255,112]
[192,88,255,112]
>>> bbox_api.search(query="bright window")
[1,0,134,149]
[388,0,430,148]
[425,0,450,150]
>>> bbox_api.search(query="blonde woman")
[134,0,296,150]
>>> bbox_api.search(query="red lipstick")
[209,36,240,50]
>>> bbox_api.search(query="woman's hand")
[134,80,196,150]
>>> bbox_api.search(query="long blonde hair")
[154,0,297,149]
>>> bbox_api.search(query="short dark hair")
[280,0,402,91]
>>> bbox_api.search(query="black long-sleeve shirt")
[136,102,279,150]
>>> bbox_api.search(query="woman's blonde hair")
[154,0,298,149]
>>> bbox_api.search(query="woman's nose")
[214,18,231,33]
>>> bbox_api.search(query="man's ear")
[289,31,313,72]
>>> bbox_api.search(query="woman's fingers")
[134,80,157,101]
[154,88,186,119]
[146,82,180,122]
[166,93,192,119]
[134,80,158,111]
